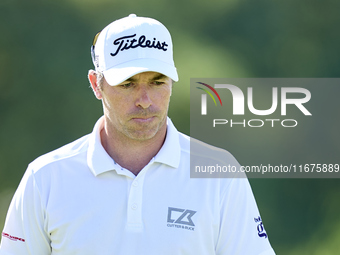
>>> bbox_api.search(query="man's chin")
[124,122,166,141]
[124,130,158,141]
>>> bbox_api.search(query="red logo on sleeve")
[2,232,25,242]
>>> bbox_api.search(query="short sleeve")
[216,178,275,255]
[0,167,51,254]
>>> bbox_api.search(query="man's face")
[98,71,172,142]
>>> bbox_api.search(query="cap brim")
[103,58,179,86]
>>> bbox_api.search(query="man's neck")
[100,120,167,176]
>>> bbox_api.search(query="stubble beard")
[122,113,167,141]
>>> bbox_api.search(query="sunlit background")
[1,0,340,254]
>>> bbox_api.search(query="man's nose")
[135,85,152,109]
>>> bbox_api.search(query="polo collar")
[87,116,115,176]
[153,117,181,169]
[87,116,181,176]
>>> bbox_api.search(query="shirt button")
[132,181,139,187]
[131,203,138,210]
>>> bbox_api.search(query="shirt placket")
[126,158,154,231]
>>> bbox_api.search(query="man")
[0,14,275,254]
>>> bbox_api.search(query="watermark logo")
[196,82,223,115]
[196,81,312,128]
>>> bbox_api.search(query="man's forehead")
[125,72,169,82]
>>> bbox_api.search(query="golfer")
[0,14,275,255]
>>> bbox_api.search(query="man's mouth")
[131,116,155,123]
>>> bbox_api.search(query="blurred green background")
[1,0,340,254]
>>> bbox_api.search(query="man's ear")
[170,80,173,96]
[88,70,102,99]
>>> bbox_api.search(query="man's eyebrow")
[125,77,137,82]
[151,74,167,81]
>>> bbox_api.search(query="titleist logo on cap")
[110,34,168,57]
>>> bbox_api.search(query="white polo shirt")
[0,117,275,255]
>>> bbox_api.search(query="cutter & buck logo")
[167,207,197,231]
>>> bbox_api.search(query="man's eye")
[153,81,164,85]
[121,83,133,88]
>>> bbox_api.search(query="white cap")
[91,14,178,86]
